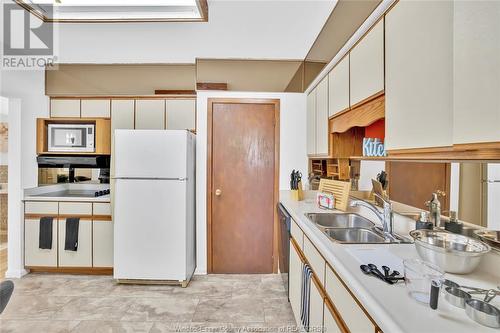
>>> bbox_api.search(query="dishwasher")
[277,203,291,299]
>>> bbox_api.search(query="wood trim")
[388,143,500,161]
[206,98,280,273]
[27,266,113,275]
[58,215,93,220]
[196,82,228,91]
[92,215,112,221]
[24,214,58,219]
[196,0,209,21]
[454,141,500,150]
[349,90,384,111]
[330,94,385,133]
[24,214,108,220]
[154,90,197,95]
[324,295,350,333]
[15,0,208,23]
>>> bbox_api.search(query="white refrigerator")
[485,164,500,230]
[112,130,196,283]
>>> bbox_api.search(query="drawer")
[58,218,92,267]
[325,265,375,333]
[59,202,92,216]
[25,201,58,215]
[304,236,326,285]
[24,218,58,267]
[93,203,111,216]
[290,219,303,249]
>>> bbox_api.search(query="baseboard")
[5,268,29,279]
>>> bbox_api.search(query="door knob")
[215,189,222,196]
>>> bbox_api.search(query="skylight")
[16,0,208,22]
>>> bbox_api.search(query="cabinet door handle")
[215,189,222,196]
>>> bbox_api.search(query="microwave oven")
[47,123,95,153]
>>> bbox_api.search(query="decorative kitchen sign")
[363,138,386,157]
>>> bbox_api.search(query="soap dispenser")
[415,211,434,230]
[445,211,463,234]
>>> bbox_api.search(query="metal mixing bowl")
[409,230,491,274]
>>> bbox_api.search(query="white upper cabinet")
[135,99,165,130]
[166,99,196,130]
[328,56,350,117]
[81,99,110,118]
[385,0,453,150]
[111,100,135,133]
[350,19,384,106]
[453,2,500,145]
[307,91,316,155]
[316,76,329,156]
[50,99,80,118]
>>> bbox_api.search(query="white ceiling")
[54,0,336,64]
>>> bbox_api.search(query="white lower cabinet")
[58,218,92,267]
[287,224,378,333]
[309,277,324,332]
[323,300,343,333]
[93,220,113,267]
[24,201,113,270]
[325,265,375,333]
[24,201,59,267]
[25,218,58,267]
[289,239,303,325]
[304,236,326,284]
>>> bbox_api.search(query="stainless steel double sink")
[305,213,412,244]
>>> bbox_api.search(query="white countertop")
[280,190,500,333]
[24,183,110,203]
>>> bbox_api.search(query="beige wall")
[196,59,302,92]
[46,64,196,96]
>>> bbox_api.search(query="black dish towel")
[39,217,53,250]
[64,217,80,251]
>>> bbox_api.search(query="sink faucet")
[425,192,443,228]
[350,193,396,242]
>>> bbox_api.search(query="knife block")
[290,181,304,201]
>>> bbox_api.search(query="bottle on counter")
[416,211,434,230]
[445,211,463,234]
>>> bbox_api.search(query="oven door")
[48,124,95,152]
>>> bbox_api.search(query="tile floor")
[0,274,297,333]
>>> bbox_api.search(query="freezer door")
[114,130,188,179]
[487,182,500,229]
[114,179,187,280]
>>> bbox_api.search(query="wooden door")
[386,162,450,212]
[208,99,279,274]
